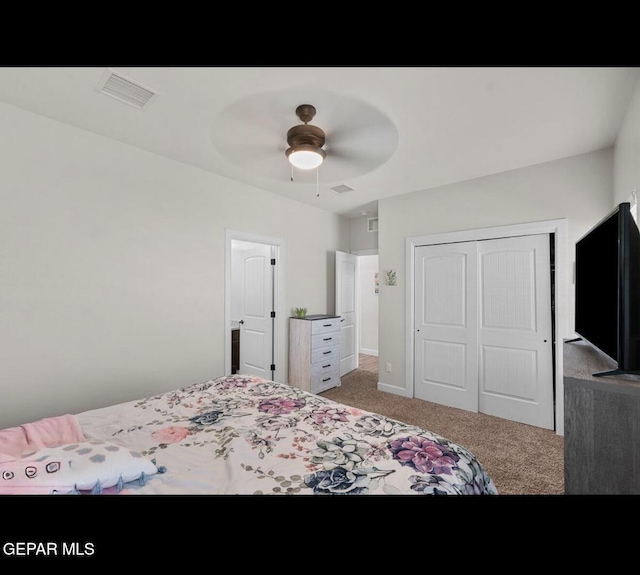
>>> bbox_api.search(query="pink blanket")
[0,416,132,495]
[0,414,86,459]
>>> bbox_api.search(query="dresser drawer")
[312,332,339,348]
[311,367,341,393]
[311,358,338,379]
[311,318,341,336]
[311,344,340,365]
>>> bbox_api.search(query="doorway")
[224,230,285,382]
[336,250,379,378]
[357,253,379,375]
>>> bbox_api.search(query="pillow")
[0,440,159,495]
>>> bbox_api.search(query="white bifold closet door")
[414,234,554,430]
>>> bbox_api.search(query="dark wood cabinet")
[231,328,240,374]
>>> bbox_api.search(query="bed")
[0,374,498,495]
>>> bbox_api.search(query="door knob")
[239,320,244,325]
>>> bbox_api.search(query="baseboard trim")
[359,348,379,357]
[377,380,412,398]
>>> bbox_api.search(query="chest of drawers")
[289,315,341,394]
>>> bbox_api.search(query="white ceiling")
[0,66,637,218]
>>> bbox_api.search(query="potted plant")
[294,307,307,318]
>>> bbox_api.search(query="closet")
[414,233,555,429]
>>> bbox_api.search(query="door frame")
[224,229,285,382]
[405,218,568,436]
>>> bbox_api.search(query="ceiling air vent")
[96,68,158,110]
[330,184,355,195]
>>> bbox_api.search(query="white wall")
[351,215,378,252]
[614,74,640,206]
[0,101,350,429]
[377,148,613,394]
[358,254,379,355]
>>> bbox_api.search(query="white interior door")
[335,251,359,376]
[414,242,479,411]
[237,242,274,379]
[414,234,554,429]
[477,234,554,429]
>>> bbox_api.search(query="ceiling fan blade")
[328,122,398,158]
[210,85,399,183]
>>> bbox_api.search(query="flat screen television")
[574,201,640,377]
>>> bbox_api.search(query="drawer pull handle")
[322,377,331,382]
[323,337,332,341]
[323,351,332,355]
[323,324,332,327]
[322,364,331,368]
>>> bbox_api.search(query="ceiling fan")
[210,87,399,185]
[285,104,326,170]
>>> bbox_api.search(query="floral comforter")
[76,375,498,495]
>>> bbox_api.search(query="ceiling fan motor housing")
[286,104,326,161]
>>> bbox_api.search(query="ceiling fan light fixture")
[286,145,326,170]
[286,104,327,171]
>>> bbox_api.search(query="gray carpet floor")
[320,368,565,495]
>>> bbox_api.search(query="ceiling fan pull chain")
[316,167,320,197]
[291,164,294,182]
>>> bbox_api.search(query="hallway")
[358,353,378,374]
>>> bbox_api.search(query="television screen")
[575,209,619,362]
[574,202,640,375]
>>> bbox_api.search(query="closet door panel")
[414,242,478,411]
[477,234,554,429]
